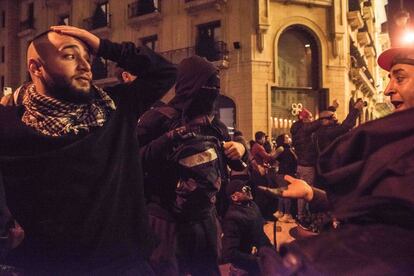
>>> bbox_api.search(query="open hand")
[283,175,313,202]
[257,175,313,202]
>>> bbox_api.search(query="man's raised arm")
[50,25,177,111]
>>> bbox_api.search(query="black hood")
[169,56,218,120]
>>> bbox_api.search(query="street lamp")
[402,30,414,44]
[393,0,414,46]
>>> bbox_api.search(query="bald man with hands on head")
[0,25,176,275]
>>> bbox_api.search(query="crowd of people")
[0,25,413,275]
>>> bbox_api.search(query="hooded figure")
[170,55,220,122]
[137,56,247,276]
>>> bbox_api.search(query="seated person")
[222,179,274,275]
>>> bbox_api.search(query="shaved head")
[26,30,93,103]
[27,30,52,65]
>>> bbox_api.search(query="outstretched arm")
[258,175,330,212]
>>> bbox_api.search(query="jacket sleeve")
[302,120,323,135]
[309,187,331,213]
[139,132,174,173]
[222,218,260,269]
[340,108,361,130]
[0,170,12,237]
[317,108,361,143]
[97,39,177,115]
[254,145,275,163]
[213,119,248,171]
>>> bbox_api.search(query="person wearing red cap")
[253,47,414,274]
[297,108,313,121]
[378,47,414,112]
[290,107,322,228]
[313,100,364,155]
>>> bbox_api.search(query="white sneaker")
[273,211,284,219]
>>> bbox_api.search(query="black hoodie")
[138,56,247,217]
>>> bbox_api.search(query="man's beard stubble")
[41,74,94,104]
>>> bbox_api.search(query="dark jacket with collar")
[313,107,360,154]
[0,39,176,274]
[290,119,322,166]
[222,201,271,274]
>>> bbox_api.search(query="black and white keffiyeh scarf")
[21,84,116,137]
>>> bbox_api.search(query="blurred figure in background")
[273,134,297,223]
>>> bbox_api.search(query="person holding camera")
[313,99,364,155]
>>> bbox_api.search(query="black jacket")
[276,144,297,176]
[313,107,360,154]
[222,201,271,274]
[290,119,322,166]
[137,56,247,219]
[0,39,176,274]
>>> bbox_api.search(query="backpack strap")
[155,106,180,120]
[153,105,182,130]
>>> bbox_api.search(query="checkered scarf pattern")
[21,84,116,137]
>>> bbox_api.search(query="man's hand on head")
[50,25,100,54]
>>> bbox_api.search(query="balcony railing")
[184,0,228,12]
[83,13,111,31]
[19,18,35,31]
[161,41,229,67]
[195,40,229,62]
[128,0,160,18]
[160,47,196,65]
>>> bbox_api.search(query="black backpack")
[156,106,225,221]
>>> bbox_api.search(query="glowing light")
[402,31,414,44]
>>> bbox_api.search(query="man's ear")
[231,194,238,202]
[28,59,43,77]
[121,71,129,82]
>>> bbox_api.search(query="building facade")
[0,0,391,139]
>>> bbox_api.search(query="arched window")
[215,95,236,135]
[278,26,319,88]
[271,26,324,138]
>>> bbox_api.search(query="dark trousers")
[176,210,221,276]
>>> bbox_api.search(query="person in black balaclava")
[137,56,248,276]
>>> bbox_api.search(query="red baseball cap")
[378,47,414,71]
[298,108,312,120]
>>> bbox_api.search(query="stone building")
[0,0,391,139]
